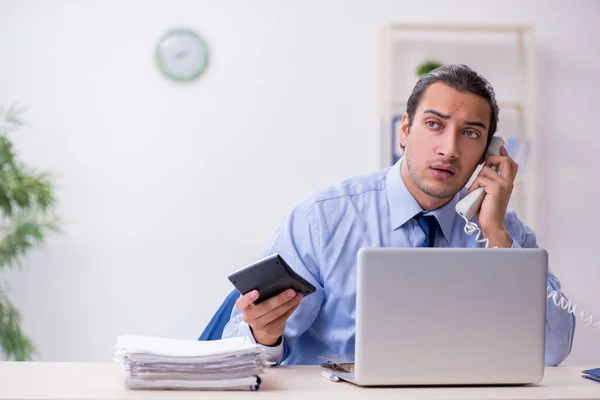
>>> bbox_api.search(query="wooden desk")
[0,362,598,399]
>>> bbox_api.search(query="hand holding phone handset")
[455,136,599,329]
[455,136,505,248]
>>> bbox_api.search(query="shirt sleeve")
[222,315,284,364]
[505,210,575,366]
[221,201,326,365]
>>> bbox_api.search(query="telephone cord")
[460,214,599,329]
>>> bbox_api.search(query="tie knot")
[414,213,438,247]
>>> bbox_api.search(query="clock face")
[155,29,208,82]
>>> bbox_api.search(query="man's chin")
[419,182,462,199]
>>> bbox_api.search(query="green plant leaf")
[0,136,16,166]
[0,216,60,269]
[0,104,59,360]
[5,104,27,127]
[416,60,444,77]
[0,287,36,361]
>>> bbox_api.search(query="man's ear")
[400,113,410,148]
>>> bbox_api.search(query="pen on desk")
[321,370,340,382]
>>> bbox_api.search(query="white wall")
[0,0,598,365]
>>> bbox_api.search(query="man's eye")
[426,121,440,129]
[464,130,480,138]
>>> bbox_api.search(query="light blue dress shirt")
[223,158,575,366]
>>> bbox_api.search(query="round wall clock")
[155,28,208,82]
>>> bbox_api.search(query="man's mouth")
[430,165,456,179]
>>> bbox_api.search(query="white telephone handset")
[455,136,505,221]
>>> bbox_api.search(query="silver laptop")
[336,247,548,386]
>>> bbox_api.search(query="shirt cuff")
[237,320,284,365]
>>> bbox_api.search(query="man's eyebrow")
[423,109,450,119]
[423,109,487,130]
[463,120,487,130]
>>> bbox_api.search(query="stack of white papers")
[114,335,269,391]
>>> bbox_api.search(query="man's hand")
[235,289,303,346]
[467,145,518,248]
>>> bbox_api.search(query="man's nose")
[436,133,460,159]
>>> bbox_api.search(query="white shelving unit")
[380,23,537,228]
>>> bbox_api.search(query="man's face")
[400,82,491,201]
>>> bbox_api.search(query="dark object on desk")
[319,355,355,373]
[582,367,600,383]
[228,254,316,304]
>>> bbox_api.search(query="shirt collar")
[385,156,459,242]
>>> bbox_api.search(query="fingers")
[249,300,302,346]
[467,149,517,195]
[251,289,299,319]
[474,175,500,195]
[485,154,518,182]
[251,293,303,329]
[260,301,301,333]
[240,289,303,346]
[468,164,514,195]
[235,290,259,312]
[236,288,302,323]
[478,165,508,183]
[467,165,498,194]
[467,180,481,194]
[475,169,513,195]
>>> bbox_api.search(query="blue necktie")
[414,213,438,247]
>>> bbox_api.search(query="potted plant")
[0,105,60,360]
[416,60,444,77]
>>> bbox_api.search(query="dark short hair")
[405,64,499,146]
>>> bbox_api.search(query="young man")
[222,64,575,367]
